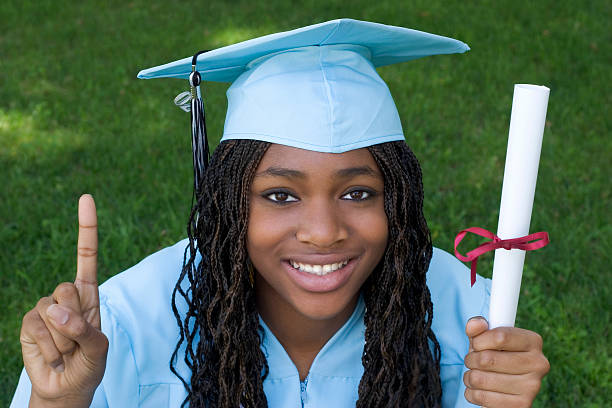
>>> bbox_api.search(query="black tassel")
[188,51,211,198]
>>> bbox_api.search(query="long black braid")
[171,139,271,407]
[171,140,441,407]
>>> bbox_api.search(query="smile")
[290,260,349,276]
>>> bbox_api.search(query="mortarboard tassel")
[187,51,211,198]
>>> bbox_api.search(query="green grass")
[1,0,610,406]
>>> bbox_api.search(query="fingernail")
[468,316,486,323]
[47,304,69,325]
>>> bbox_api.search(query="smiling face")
[247,144,388,324]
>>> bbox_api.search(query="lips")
[282,256,359,293]
[289,259,349,276]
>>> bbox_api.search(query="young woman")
[12,19,549,407]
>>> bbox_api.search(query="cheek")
[350,205,388,249]
[360,214,388,286]
[365,212,389,261]
[247,202,293,260]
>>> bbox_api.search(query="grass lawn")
[1,0,610,406]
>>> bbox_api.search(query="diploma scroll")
[488,84,550,329]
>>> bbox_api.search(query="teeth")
[291,260,349,276]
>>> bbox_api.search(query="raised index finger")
[76,194,98,287]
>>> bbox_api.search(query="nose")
[295,199,348,248]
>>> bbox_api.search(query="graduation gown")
[11,239,490,407]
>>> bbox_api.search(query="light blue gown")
[11,239,490,407]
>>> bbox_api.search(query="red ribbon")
[454,227,550,287]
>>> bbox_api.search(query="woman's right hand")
[20,194,109,408]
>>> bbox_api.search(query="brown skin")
[20,195,107,408]
[247,145,388,380]
[20,148,549,407]
[464,317,550,407]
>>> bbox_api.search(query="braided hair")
[358,141,441,407]
[171,139,441,407]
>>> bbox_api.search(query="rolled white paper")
[488,84,549,329]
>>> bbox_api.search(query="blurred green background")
[1,0,610,406]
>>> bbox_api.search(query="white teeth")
[291,259,349,276]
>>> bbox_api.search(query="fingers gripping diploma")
[463,317,550,408]
[20,194,109,407]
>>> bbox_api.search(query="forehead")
[257,144,380,172]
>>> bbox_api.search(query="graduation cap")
[137,18,469,196]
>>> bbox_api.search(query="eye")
[265,190,299,203]
[341,189,373,201]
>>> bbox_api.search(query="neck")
[256,281,359,381]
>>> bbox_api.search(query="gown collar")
[259,294,366,380]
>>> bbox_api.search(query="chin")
[292,291,359,321]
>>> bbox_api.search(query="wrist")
[29,391,94,408]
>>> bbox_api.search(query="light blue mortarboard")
[137,19,468,191]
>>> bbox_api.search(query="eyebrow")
[254,165,380,180]
[255,167,306,179]
[334,165,379,179]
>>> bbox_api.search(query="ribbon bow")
[454,227,549,286]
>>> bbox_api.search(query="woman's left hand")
[463,317,550,407]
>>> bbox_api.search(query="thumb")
[465,316,489,350]
[46,304,108,362]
